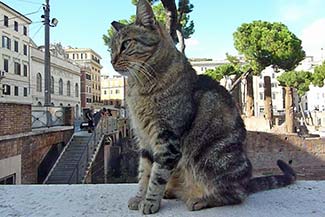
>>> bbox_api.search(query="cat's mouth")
[113,66,130,76]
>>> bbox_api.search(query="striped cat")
[110,0,296,214]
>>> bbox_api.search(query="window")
[36,73,42,92]
[50,76,54,94]
[14,21,18,31]
[14,86,19,96]
[81,53,83,59]
[86,74,91,80]
[24,87,28,97]
[116,89,120,94]
[3,84,10,95]
[72,54,75,59]
[0,174,15,185]
[23,64,28,76]
[23,26,27,36]
[272,93,276,100]
[59,78,63,95]
[104,90,107,95]
[4,15,9,27]
[2,36,11,49]
[271,83,278,88]
[14,62,21,75]
[259,92,264,100]
[85,53,87,59]
[3,59,9,72]
[67,80,71,96]
[14,40,18,52]
[23,44,28,55]
[75,83,79,97]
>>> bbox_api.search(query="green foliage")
[103,0,195,49]
[312,61,325,87]
[233,20,305,74]
[277,70,312,96]
[204,64,237,81]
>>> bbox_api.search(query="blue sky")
[3,0,325,75]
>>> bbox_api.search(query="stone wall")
[245,131,325,180]
[0,129,73,183]
[0,103,31,136]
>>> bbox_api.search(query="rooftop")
[1,181,324,217]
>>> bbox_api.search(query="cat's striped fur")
[110,0,296,214]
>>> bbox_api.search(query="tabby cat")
[110,0,296,214]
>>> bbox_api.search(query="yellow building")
[65,48,102,107]
[101,75,126,106]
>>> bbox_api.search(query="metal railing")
[32,106,65,128]
[67,116,117,184]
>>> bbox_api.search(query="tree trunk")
[176,27,185,54]
[161,0,177,41]
[231,75,242,114]
[285,86,295,133]
[246,74,254,117]
[264,76,273,126]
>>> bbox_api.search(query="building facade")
[101,75,126,107]
[65,48,102,109]
[30,43,81,117]
[0,2,32,104]
[190,58,228,75]
[80,65,92,109]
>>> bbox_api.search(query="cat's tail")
[248,160,296,194]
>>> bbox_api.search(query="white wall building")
[101,75,126,106]
[30,43,81,117]
[190,59,228,75]
[0,2,32,104]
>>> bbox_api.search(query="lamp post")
[42,0,58,107]
[42,0,58,127]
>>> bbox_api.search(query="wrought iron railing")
[67,116,117,184]
[32,106,65,128]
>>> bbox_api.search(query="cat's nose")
[111,56,117,65]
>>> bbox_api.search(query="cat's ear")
[111,21,126,32]
[136,0,156,29]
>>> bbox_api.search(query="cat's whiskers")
[128,66,144,86]
[129,61,156,84]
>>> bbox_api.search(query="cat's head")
[110,0,176,81]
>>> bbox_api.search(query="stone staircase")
[45,132,91,184]
[44,116,118,184]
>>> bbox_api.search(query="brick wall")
[0,129,73,184]
[245,131,325,180]
[0,103,31,136]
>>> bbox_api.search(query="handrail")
[67,116,113,184]
[43,132,75,184]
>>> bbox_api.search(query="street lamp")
[41,0,58,107]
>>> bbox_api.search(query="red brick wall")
[0,103,31,136]
[0,129,73,184]
[245,131,325,180]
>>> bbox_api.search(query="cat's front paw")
[139,198,160,214]
[128,196,143,210]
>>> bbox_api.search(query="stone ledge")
[0,181,324,217]
[0,126,73,141]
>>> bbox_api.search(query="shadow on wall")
[245,131,325,180]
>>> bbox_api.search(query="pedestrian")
[93,109,102,127]
[85,106,94,133]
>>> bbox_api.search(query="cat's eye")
[121,39,131,52]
